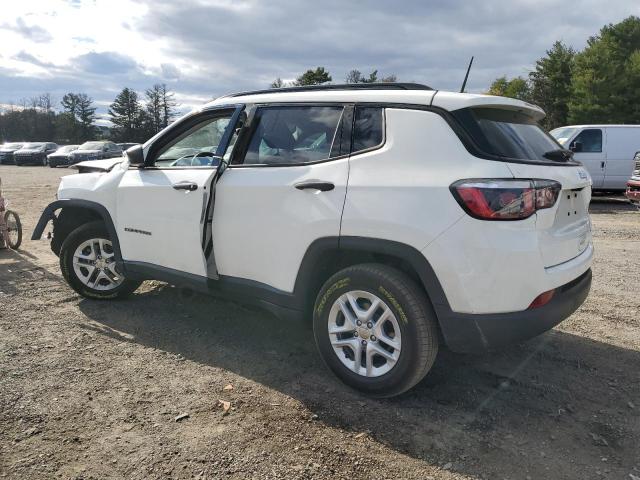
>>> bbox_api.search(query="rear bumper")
[626,179,640,204]
[438,269,592,353]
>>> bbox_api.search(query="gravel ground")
[1,165,639,480]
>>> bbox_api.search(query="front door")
[570,128,605,188]
[212,104,350,292]
[116,106,242,277]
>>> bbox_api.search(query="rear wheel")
[59,221,141,299]
[4,210,22,249]
[313,264,439,397]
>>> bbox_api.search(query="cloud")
[161,63,180,80]
[73,51,140,75]
[0,0,638,119]
[13,51,55,69]
[1,18,52,43]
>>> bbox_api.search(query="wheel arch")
[293,236,451,318]
[32,199,122,260]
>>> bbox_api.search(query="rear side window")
[571,129,602,153]
[352,107,383,153]
[453,108,565,162]
[243,106,343,165]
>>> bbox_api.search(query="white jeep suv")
[33,83,593,397]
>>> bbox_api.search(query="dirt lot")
[0,165,638,480]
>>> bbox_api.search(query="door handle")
[294,181,335,192]
[172,181,198,191]
[601,161,605,169]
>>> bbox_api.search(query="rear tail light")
[450,179,561,220]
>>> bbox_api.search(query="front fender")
[31,199,123,262]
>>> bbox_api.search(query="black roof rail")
[224,82,433,98]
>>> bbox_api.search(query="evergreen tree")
[295,67,332,86]
[76,93,97,141]
[569,16,640,124]
[109,87,145,142]
[529,41,575,129]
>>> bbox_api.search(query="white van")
[550,125,640,191]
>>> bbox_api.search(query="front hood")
[0,149,19,153]
[72,157,122,173]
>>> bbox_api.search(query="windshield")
[2,143,23,149]
[550,127,579,147]
[79,142,105,150]
[453,108,570,163]
[22,142,45,149]
[58,145,78,153]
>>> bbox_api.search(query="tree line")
[270,67,397,88]
[0,84,178,145]
[487,15,640,129]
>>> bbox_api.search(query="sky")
[0,0,638,125]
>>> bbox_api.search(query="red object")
[625,179,640,204]
[452,179,560,220]
[528,289,556,309]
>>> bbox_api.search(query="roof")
[204,84,546,120]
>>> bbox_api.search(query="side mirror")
[126,144,145,166]
[570,141,583,153]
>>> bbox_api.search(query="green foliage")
[487,76,531,101]
[529,41,575,129]
[345,69,397,83]
[144,83,178,136]
[569,16,640,124]
[109,87,146,142]
[487,16,640,127]
[295,67,332,86]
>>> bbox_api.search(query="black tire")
[59,221,141,300]
[4,210,22,249]
[313,264,439,398]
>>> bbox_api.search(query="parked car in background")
[625,151,640,205]
[48,145,79,168]
[14,142,59,166]
[0,142,25,165]
[117,143,140,151]
[68,141,122,164]
[550,125,640,191]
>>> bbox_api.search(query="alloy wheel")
[327,290,402,377]
[72,238,124,290]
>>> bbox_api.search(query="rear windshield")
[453,107,568,163]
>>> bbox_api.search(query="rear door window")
[453,107,568,163]
[352,107,384,153]
[242,106,343,165]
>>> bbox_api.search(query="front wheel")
[4,210,22,249]
[59,221,141,299]
[313,264,439,398]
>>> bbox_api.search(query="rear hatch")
[508,163,592,267]
[439,97,593,268]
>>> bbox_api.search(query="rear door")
[116,106,242,277]
[569,128,605,188]
[212,104,350,292]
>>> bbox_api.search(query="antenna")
[460,56,474,93]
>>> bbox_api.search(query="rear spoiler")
[431,91,545,122]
